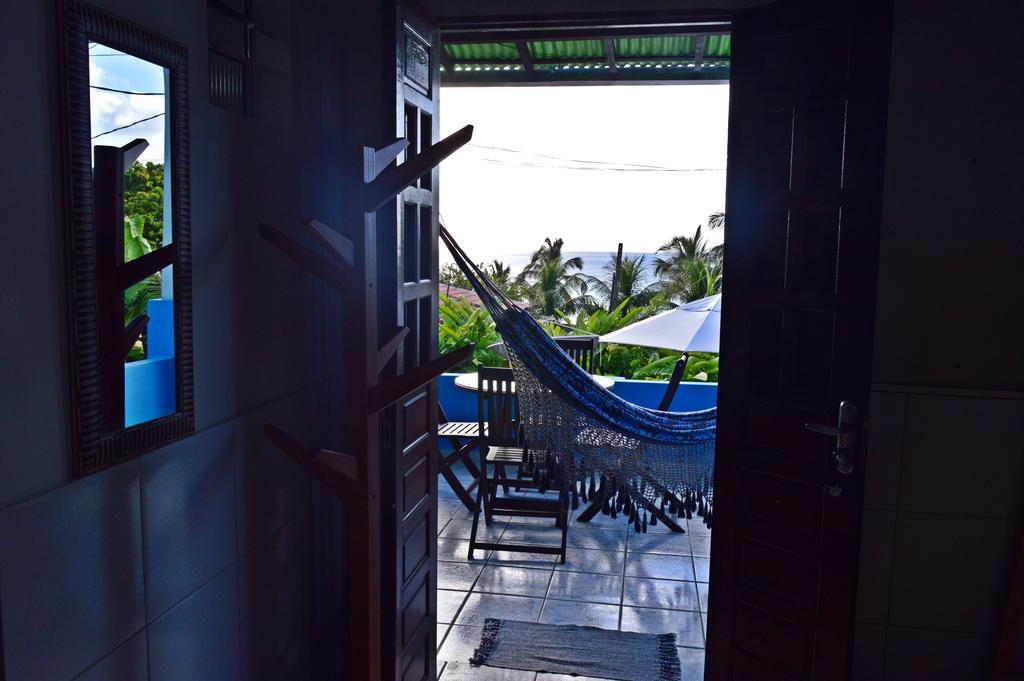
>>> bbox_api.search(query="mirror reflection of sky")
[89,42,166,163]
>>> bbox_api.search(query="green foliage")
[517,237,591,316]
[438,294,507,371]
[124,162,164,246]
[682,352,719,383]
[539,298,720,383]
[653,214,725,303]
[435,218,725,384]
[583,253,660,311]
[123,215,162,362]
[440,263,472,289]
[122,161,166,362]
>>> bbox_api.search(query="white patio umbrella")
[600,293,721,353]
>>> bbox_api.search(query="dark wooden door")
[383,5,442,681]
[706,1,892,679]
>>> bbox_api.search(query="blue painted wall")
[125,299,176,427]
[438,372,718,423]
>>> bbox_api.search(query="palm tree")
[584,253,660,310]
[654,215,725,303]
[516,237,591,316]
[485,260,512,289]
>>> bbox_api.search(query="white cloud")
[439,84,728,264]
[89,47,166,163]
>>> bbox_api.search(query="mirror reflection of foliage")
[438,294,507,372]
[124,215,162,362]
[124,161,164,246]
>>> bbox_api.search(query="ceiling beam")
[603,38,618,72]
[444,26,728,44]
[693,34,706,71]
[439,46,456,72]
[445,56,729,67]
[515,40,534,73]
[441,69,729,87]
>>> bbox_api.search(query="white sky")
[438,83,729,262]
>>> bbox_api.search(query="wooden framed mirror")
[61,1,194,476]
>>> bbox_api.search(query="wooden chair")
[657,354,691,411]
[468,366,568,563]
[554,335,599,373]
[436,403,482,510]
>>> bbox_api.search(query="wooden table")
[453,371,615,393]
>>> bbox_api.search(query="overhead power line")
[477,157,725,172]
[92,112,165,140]
[90,85,164,96]
[467,143,725,172]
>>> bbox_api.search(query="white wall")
[854,1,1024,678]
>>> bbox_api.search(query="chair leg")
[576,481,605,523]
[438,450,476,511]
[557,482,568,564]
[455,437,481,479]
[636,493,685,533]
[468,456,489,560]
[495,462,511,494]
[482,458,495,526]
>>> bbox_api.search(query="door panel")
[707,1,892,679]
[386,5,441,681]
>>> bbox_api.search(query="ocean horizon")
[445,250,662,282]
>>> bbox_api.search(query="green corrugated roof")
[446,42,519,61]
[527,39,605,60]
[703,34,731,57]
[614,35,695,57]
[443,33,731,84]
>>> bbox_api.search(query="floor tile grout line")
[619,525,630,631]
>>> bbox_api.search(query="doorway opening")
[430,22,730,680]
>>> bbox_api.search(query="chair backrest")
[554,335,599,374]
[657,354,690,411]
[477,366,519,447]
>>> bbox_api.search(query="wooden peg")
[376,327,410,372]
[364,138,410,182]
[304,219,355,266]
[121,138,149,167]
[258,222,347,294]
[363,124,474,212]
[263,423,359,494]
[117,243,173,289]
[123,315,149,357]
[367,344,472,414]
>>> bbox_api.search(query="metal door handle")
[805,423,844,438]
[805,400,859,475]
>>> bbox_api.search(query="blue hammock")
[441,226,716,529]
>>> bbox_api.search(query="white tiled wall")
[0,389,338,681]
[852,387,1024,680]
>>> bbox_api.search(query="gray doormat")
[470,618,682,681]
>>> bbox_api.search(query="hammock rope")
[440,226,716,530]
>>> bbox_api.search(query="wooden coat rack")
[257,124,473,681]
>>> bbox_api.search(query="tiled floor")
[435,464,710,681]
